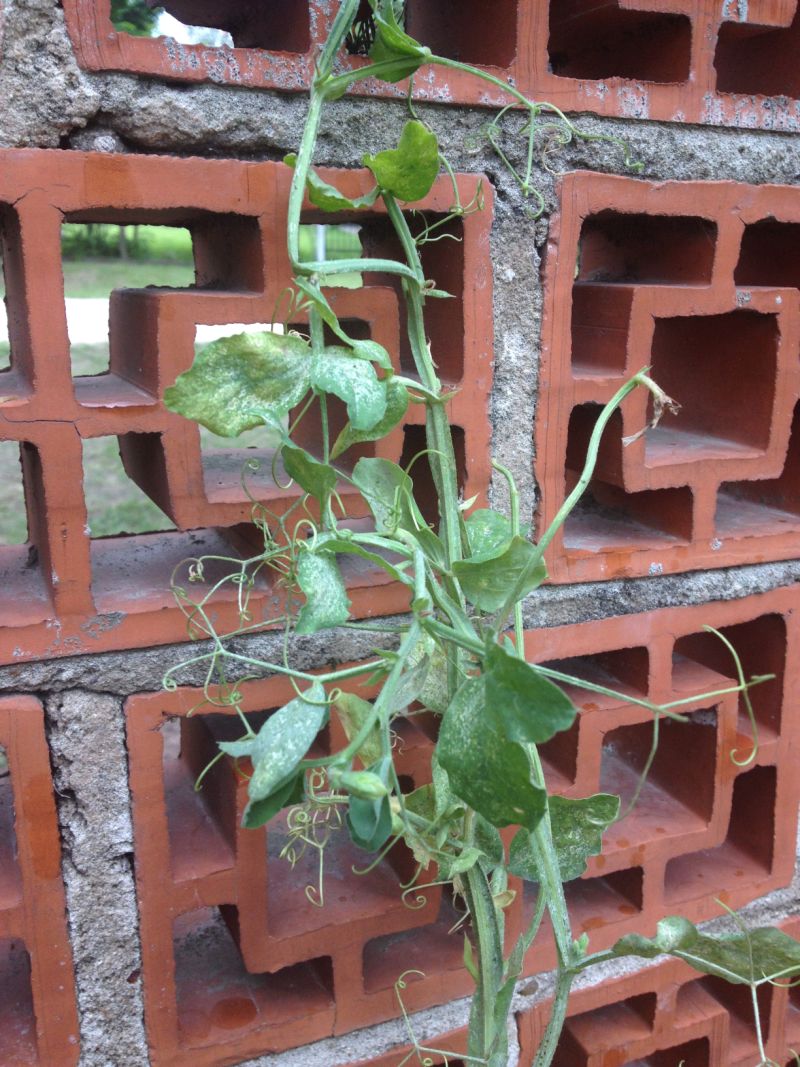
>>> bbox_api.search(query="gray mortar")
[46,690,147,1067]
[0,3,800,1065]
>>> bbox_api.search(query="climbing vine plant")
[164,3,800,1064]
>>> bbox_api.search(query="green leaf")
[312,346,388,431]
[295,550,351,634]
[333,692,382,767]
[282,445,337,502]
[242,771,304,830]
[437,677,546,830]
[610,917,800,986]
[242,682,327,826]
[484,642,576,745]
[474,815,505,869]
[453,536,547,613]
[349,338,393,372]
[331,378,409,458]
[352,456,420,534]
[285,154,379,213]
[316,534,413,587]
[369,3,429,82]
[164,331,311,437]
[363,120,440,203]
[292,284,393,373]
[465,509,513,559]
[463,936,479,982]
[509,793,620,884]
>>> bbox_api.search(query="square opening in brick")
[547,1,692,83]
[298,223,363,288]
[145,1,311,53]
[716,404,800,541]
[83,435,176,539]
[641,1039,710,1067]
[405,0,518,68]
[576,212,717,287]
[0,442,52,628]
[664,765,776,904]
[553,992,656,1065]
[563,406,695,550]
[0,940,36,1063]
[62,213,262,403]
[600,713,717,848]
[362,887,466,994]
[173,907,333,1047]
[647,310,778,462]
[359,213,466,383]
[673,614,786,742]
[400,423,467,530]
[679,975,772,1063]
[714,11,800,99]
[735,218,800,289]
[563,866,643,934]
[0,747,22,911]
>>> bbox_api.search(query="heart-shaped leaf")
[364,120,440,203]
[332,378,409,458]
[312,346,388,431]
[453,536,547,613]
[164,330,311,437]
[285,154,379,212]
[282,445,337,503]
[484,642,576,745]
[295,550,351,634]
[509,793,620,883]
[437,676,546,830]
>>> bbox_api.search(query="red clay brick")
[0,148,492,663]
[537,172,800,582]
[0,696,79,1066]
[62,0,800,129]
[521,920,800,1067]
[126,588,798,1065]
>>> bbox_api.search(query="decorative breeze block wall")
[126,588,798,1066]
[521,920,800,1067]
[537,172,800,583]
[0,148,492,664]
[63,0,800,128]
[0,696,79,1066]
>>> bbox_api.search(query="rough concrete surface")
[0,2,799,1065]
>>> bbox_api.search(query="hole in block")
[641,1039,710,1067]
[0,746,22,910]
[664,765,776,904]
[299,224,363,289]
[678,976,772,1063]
[735,218,800,289]
[716,405,800,539]
[647,310,778,461]
[539,646,650,703]
[571,283,633,376]
[161,716,236,884]
[673,614,786,741]
[147,1,311,53]
[0,941,37,1064]
[563,406,694,550]
[564,866,643,934]
[552,991,656,1065]
[173,908,333,1047]
[547,1,692,83]
[715,11,800,98]
[0,443,53,628]
[359,214,466,383]
[405,0,517,67]
[400,424,467,529]
[362,887,466,993]
[600,713,717,850]
[577,212,716,285]
[83,435,176,538]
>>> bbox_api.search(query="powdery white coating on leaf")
[312,346,388,431]
[247,682,326,801]
[295,551,351,634]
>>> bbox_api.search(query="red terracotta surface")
[537,172,800,582]
[0,148,492,663]
[521,918,800,1066]
[126,588,798,1066]
[62,0,800,128]
[0,696,79,1066]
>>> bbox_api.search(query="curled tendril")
[401,878,449,911]
[278,782,346,908]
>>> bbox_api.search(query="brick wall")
[1,1,800,1065]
